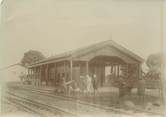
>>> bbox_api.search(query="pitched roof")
[29,40,144,68]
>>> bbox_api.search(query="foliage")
[21,50,46,66]
[141,53,162,90]
[111,64,139,97]
[146,53,162,73]
[144,53,162,81]
[112,64,138,88]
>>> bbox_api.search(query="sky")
[0,0,163,68]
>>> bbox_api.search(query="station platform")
[7,82,164,115]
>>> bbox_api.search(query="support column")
[32,69,34,85]
[31,68,34,85]
[34,68,36,86]
[39,66,42,86]
[33,68,35,86]
[27,69,30,84]
[70,59,73,81]
[37,67,39,86]
[40,66,43,85]
[110,64,113,74]
[30,69,32,84]
[126,64,129,78]
[64,61,66,81]
[86,61,89,76]
[114,64,117,78]
[36,67,38,86]
[44,65,46,85]
[34,67,37,86]
[54,63,56,85]
[48,64,50,84]
[117,64,120,78]
[46,64,48,86]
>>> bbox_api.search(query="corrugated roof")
[29,40,144,68]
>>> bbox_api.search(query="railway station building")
[27,40,143,88]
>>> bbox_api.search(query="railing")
[141,71,162,89]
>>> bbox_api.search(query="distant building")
[0,63,28,83]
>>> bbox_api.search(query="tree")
[146,53,162,73]
[21,50,46,66]
[145,53,165,104]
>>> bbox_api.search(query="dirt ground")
[0,99,41,117]
[61,87,165,115]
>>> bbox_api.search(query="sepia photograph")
[0,0,166,117]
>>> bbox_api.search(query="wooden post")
[29,69,31,79]
[47,64,49,85]
[86,61,89,75]
[31,69,33,84]
[70,59,73,81]
[64,61,66,80]
[31,68,34,85]
[40,66,43,85]
[110,64,113,74]
[37,67,38,86]
[39,66,42,86]
[33,68,35,85]
[112,65,115,75]
[126,64,129,77]
[48,64,49,83]
[36,67,38,86]
[117,65,120,78]
[54,63,56,85]
[114,64,117,78]
[41,66,43,85]
[27,68,30,83]
[34,68,37,86]
[37,67,39,86]
[30,69,32,84]
[46,64,48,86]
[31,68,33,85]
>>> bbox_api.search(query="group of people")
[78,74,98,96]
[55,73,99,96]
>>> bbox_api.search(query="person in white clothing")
[86,75,93,95]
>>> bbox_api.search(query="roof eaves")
[109,41,144,62]
[28,54,71,68]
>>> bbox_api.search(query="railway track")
[5,91,76,117]
[2,98,43,116]
[7,84,164,117]
[7,85,134,115]
[3,97,45,117]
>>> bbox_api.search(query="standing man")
[92,74,98,96]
